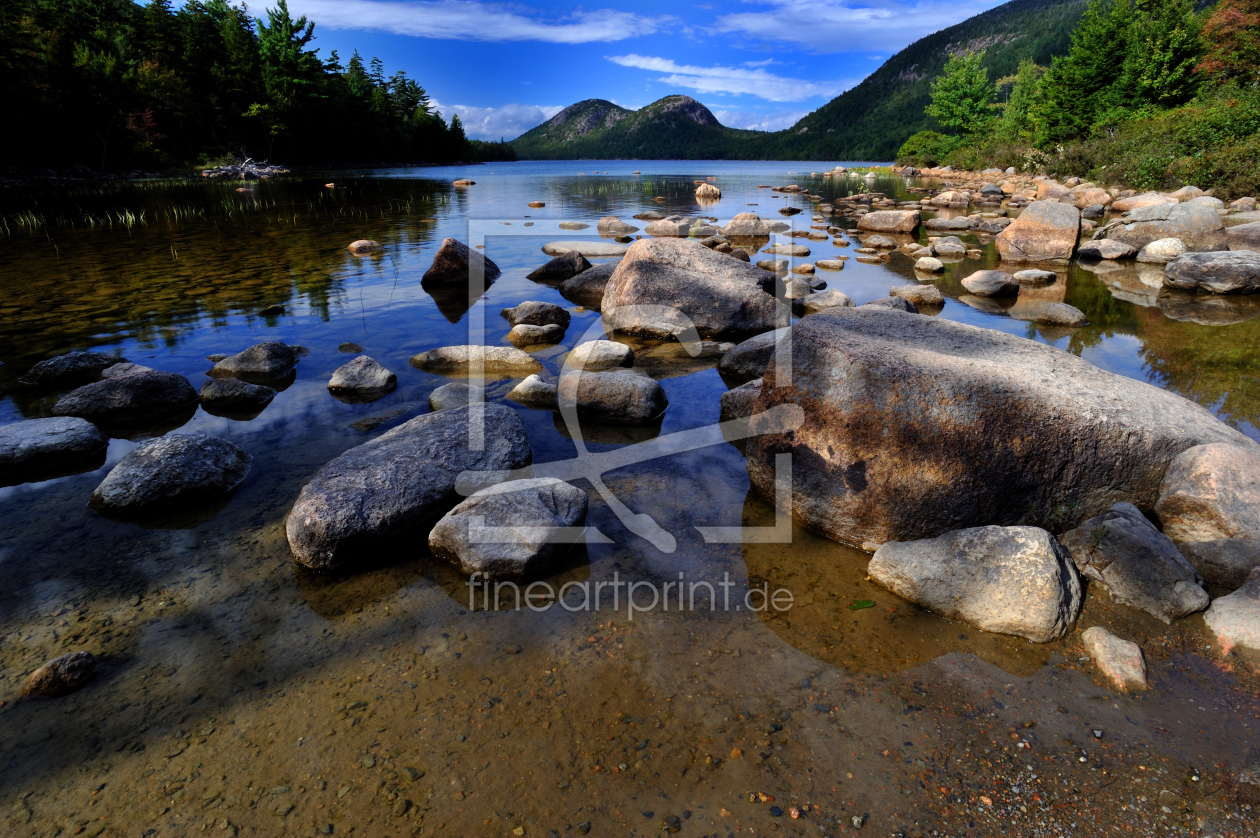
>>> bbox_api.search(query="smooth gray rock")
[961,270,1019,297]
[644,215,696,237]
[507,323,566,347]
[21,651,97,697]
[722,213,775,236]
[527,250,592,282]
[890,284,944,306]
[800,290,854,314]
[52,370,198,427]
[1034,302,1088,327]
[869,526,1083,642]
[1203,567,1260,663]
[502,301,571,329]
[861,296,918,313]
[1095,202,1228,252]
[763,243,810,257]
[719,378,763,450]
[601,238,777,341]
[1013,269,1058,286]
[506,374,559,410]
[744,308,1253,546]
[209,342,300,382]
[1078,239,1138,260]
[409,345,542,376]
[328,356,397,395]
[914,256,944,272]
[559,261,618,310]
[286,404,532,572]
[857,210,920,233]
[556,371,667,425]
[19,351,126,387]
[0,417,107,485]
[1178,539,1260,590]
[931,236,968,257]
[1060,503,1208,623]
[1081,627,1148,691]
[1225,220,1260,253]
[422,237,502,284]
[428,478,588,580]
[542,240,628,258]
[428,382,485,411]
[1155,443,1260,542]
[718,328,790,386]
[100,362,154,379]
[90,432,252,514]
[1136,237,1187,264]
[1163,252,1260,294]
[597,216,639,235]
[199,378,276,417]
[565,340,634,371]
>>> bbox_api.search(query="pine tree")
[925,50,995,135]
[994,59,1046,142]
[1118,0,1204,109]
[1037,0,1132,144]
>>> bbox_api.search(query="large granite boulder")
[857,210,920,233]
[1155,443,1260,543]
[52,370,198,428]
[0,417,108,486]
[995,200,1081,264]
[422,237,502,284]
[1060,503,1208,623]
[1203,567,1260,664]
[89,432,252,514]
[556,371,667,425]
[718,328,790,386]
[429,478,588,580]
[868,526,1082,642]
[745,308,1253,546]
[199,378,276,418]
[559,262,618,310]
[19,351,126,387]
[1094,202,1228,252]
[601,238,778,341]
[1163,252,1260,294]
[286,404,532,572]
[209,342,300,383]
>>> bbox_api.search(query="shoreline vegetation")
[1,0,515,179]
[896,0,1260,199]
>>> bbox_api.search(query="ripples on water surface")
[1,161,1257,837]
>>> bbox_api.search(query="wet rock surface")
[90,432,252,514]
[52,370,199,428]
[502,301,571,329]
[1156,443,1260,543]
[1164,252,1260,294]
[429,478,588,581]
[209,342,300,383]
[718,329,790,386]
[1178,539,1260,590]
[1204,567,1260,662]
[409,345,543,376]
[198,378,276,418]
[0,417,108,485]
[557,371,668,426]
[1060,503,1208,623]
[328,356,397,397]
[286,404,532,572]
[745,308,1252,546]
[869,526,1083,642]
[21,651,97,697]
[19,351,126,387]
[1081,627,1148,691]
[422,237,502,284]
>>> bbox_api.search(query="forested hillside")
[0,0,513,172]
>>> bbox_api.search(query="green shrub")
[896,130,963,166]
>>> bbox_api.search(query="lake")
[1,160,1257,837]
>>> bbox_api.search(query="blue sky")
[283,0,1009,139]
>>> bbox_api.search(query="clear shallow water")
[1,162,1258,837]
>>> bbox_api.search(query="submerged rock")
[328,356,397,396]
[19,351,126,387]
[502,301,571,329]
[1060,503,1208,623]
[429,478,588,580]
[1163,252,1260,294]
[428,382,485,412]
[422,237,502,284]
[209,342,300,383]
[21,651,97,697]
[744,308,1252,547]
[52,370,198,428]
[527,250,592,282]
[1155,443,1260,542]
[286,404,532,572]
[410,346,542,376]
[1081,627,1148,691]
[869,526,1082,642]
[1203,567,1260,663]
[347,240,384,254]
[0,417,108,485]
[199,378,276,418]
[601,238,778,341]
[557,371,668,425]
[90,432,252,514]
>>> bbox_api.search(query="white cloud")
[289,0,664,43]
[711,108,808,132]
[606,54,847,102]
[432,101,564,140]
[715,0,1006,54]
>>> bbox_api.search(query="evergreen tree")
[925,50,995,135]
[994,59,1046,142]
[1037,0,1132,144]
[1118,0,1204,109]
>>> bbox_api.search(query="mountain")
[511,95,760,160]
[511,0,1087,161]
